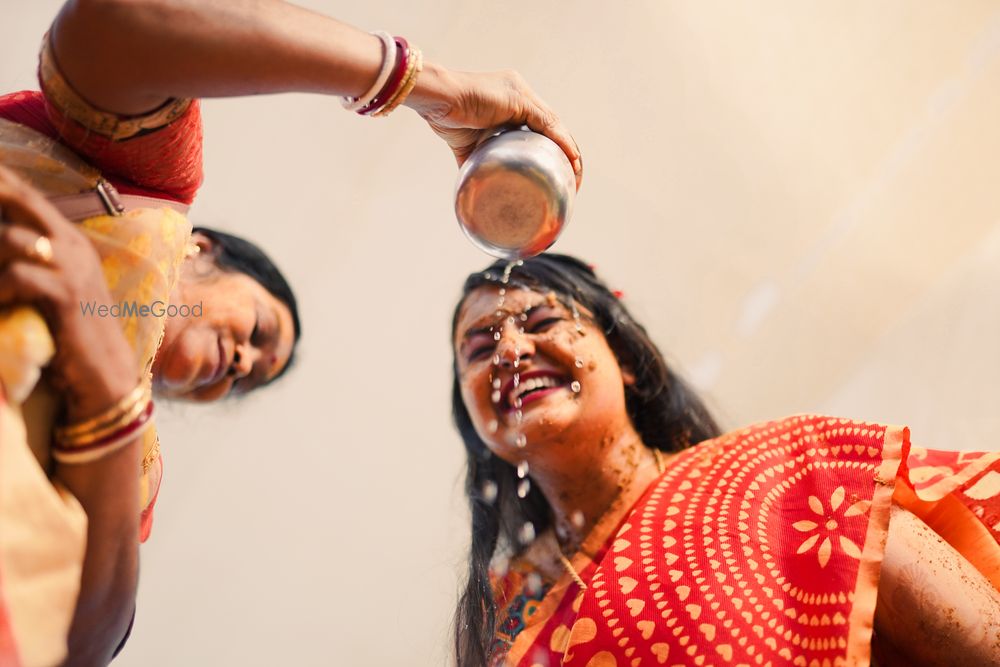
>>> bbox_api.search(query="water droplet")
[513,374,520,388]
[499,288,506,296]
[570,510,586,528]
[513,397,523,409]
[492,354,501,366]
[492,377,502,389]
[507,316,515,325]
[570,380,581,393]
[513,357,520,369]
[518,521,536,545]
[514,410,523,425]
[515,433,527,447]
[520,312,528,321]
[575,357,584,368]
[495,310,503,317]
[493,554,510,577]
[487,419,498,433]
[481,480,498,504]
[516,461,529,478]
[493,331,501,341]
[517,478,531,498]
[526,572,543,595]
[491,390,502,403]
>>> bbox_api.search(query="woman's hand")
[406,63,583,187]
[0,166,138,421]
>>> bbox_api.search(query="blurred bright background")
[2,1,999,664]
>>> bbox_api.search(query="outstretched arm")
[52,0,582,174]
[874,503,1000,665]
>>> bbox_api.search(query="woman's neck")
[528,422,661,555]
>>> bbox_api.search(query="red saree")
[492,415,1000,667]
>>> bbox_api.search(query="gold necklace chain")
[556,448,667,590]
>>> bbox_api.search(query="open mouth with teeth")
[501,370,571,413]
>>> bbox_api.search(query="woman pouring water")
[0,1,582,664]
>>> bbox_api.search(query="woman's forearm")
[48,0,580,172]
[52,0,384,115]
[874,503,1000,665]
[55,438,142,666]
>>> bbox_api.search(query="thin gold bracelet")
[57,383,146,437]
[55,383,151,447]
[375,47,422,117]
[52,407,155,466]
[56,387,150,447]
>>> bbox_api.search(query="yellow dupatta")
[0,118,190,666]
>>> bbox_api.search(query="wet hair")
[450,254,721,666]
[193,226,301,384]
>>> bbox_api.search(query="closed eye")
[250,317,263,347]
[467,346,492,362]
[527,316,562,333]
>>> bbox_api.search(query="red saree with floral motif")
[491,415,1000,667]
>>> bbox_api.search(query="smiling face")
[454,286,635,466]
[151,235,296,402]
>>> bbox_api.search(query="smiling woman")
[450,255,1000,667]
[153,227,299,402]
[0,0,583,661]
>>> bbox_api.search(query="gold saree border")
[844,424,907,666]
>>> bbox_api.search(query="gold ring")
[26,235,54,264]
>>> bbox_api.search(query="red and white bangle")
[341,31,397,112]
[357,36,410,116]
[52,400,155,465]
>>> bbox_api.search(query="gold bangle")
[52,408,155,466]
[376,47,422,117]
[58,392,150,447]
[57,385,150,446]
[391,48,423,113]
[55,383,151,447]
[372,45,416,116]
[375,46,422,117]
[57,383,146,437]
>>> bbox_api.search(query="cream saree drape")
[0,118,190,666]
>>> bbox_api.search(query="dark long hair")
[193,226,302,383]
[450,254,721,666]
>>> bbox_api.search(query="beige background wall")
[3,1,999,664]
